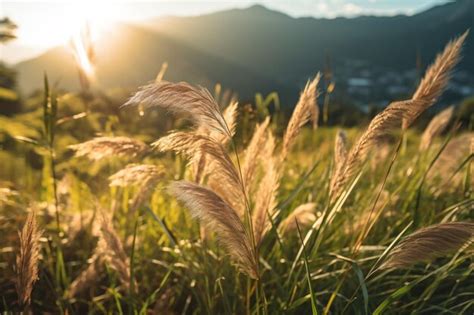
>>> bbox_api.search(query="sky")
[1,0,449,64]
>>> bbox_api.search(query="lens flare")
[70,25,95,87]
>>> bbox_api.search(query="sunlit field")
[1,2,473,314]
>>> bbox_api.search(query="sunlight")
[71,27,95,82]
[66,1,123,85]
[65,1,116,42]
[19,1,120,49]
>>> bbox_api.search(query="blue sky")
[1,0,450,63]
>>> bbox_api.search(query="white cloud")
[342,3,363,15]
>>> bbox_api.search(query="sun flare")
[66,2,124,84]
[16,1,121,50]
[71,27,95,82]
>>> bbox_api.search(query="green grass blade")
[296,219,318,315]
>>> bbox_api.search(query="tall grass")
[0,31,472,314]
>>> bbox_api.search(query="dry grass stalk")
[131,177,160,214]
[169,181,258,278]
[279,203,317,235]
[16,211,42,309]
[345,189,390,236]
[65,210,98,243]
[381,222,474,268]
[330,130,348,190]
[262,131,276,163]
[309,91,320,130]
[67,252,102,298]
[97,211,136,291]
[154,132,244,211]
[109,164,164,187]
[281,73,321,161]
[430,132,474,189]
[408,31,468,128]
[194,152,207,184]
[0,187,19,206]
[330,99,427,198]
[69,136,149,161]
[252,157,280,246]
[370,141,392,171]
[124,81,231,138]
[334,130,348,169]
[241,117,270,190]
[329,32,467,199]
[155,62,168,82]
[209,101,238,144]
[110,164,164,217]
[195,102,239,183]
[419,105,454,150]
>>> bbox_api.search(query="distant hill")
[14,0,474,107]
[144,0,473,85]
[14,24,291,101]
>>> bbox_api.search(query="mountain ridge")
[14,1,474,106]
[14,23,292,101]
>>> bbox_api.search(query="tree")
[0,17,17,43]
[0,17,20,115]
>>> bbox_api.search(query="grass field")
[0,31,473,315]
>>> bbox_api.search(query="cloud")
[342,3,363,15]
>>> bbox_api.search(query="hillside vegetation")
[0,29,473,314]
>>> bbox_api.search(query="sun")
[18,1,122,50]
[65,1,119,43]
[62,1,126,82]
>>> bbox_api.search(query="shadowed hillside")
[145,0,473,84]
[14,0,474,107]
[15,23,292,101]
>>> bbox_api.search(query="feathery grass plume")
[241,117,270,189]
[406,31,468,128]
[130,179,160,214]
[309,91,320,130]
[169,181,258,278]
[252,156,279,246]
[67,252,102,298]
[0,187,19,206]
[334,130,348,168]
[109,164,164,187]
[109,164,164,215]
[381,222,474,269]
[209,101,238,144]
[279,203,317,235]
[69,136,149,161]
[124,81,231,138]
[281,73,321,161]
[194,151,207,184]
[345,189,390,236]
[195,101,239,183]
[419,106,454,150]
[330,99,427,199]
[16,211,42,309]
[65,210,97,243]
[330,130,348,190]
[430,132,474,188]
[154,132,243,210]
[370,141,392,172]
[97,211,136,291]
[262,130,276,162]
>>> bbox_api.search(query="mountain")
[14,1,474,107]
[14,23,291,101]
[144,0,473,86]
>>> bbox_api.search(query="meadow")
[0,30,473,314]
